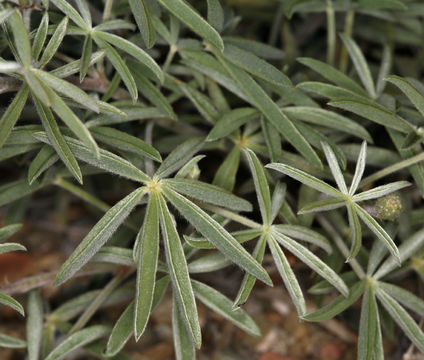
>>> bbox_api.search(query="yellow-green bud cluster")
[375,194,403,221]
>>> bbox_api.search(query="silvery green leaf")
[157,0,224,51]
[55,187,145,285]
[50,50,105,78]
[298,198,345,214]
[34,98,82,184]
[0,243,26,254]
[79,35,92,82]
[282,107,372,143]
[297,57,368,96]
[32,69,99,113]
[34,132,150,183]
[386,75,424,118]
[28,145,58,185]
[50,0,88,30]
[93,31,163,84]
[192,279,261,337]
[378,282,424,317]
[0,224,22,242]
[329,98,413,134]
[353,181,410,202]
[184,228,262,249]
[0,333,26,349]
[233,234,267,309]
[213,146,240,191]
[308,271,358,295]
[346,200,362,261]
[358,286,377,360]
[0,61,21,73]
[207,0,224,32]
[376,288,424,353]
[105,276,169,356]
[164,178,252,212]
[32,12,49,61]
[172,294,195,360]
[206,107,258,142]
[40,16,68,67]
[273,231,348,296]
[134,192,160,340]
[156,137,203,179]
[158,194,201,348]
[268,234,306,316]
[27,290,43,360]
[45,325,111,360]
[273,225,332,254]
[0,292,24,316]
[266,163,342,198]
[176,155,205,179]
[163,187,272,286]
[8,10,31,67]
[303,280,366,321]
[339,34,376,98]
[354,203,400,264]
[376,45,392,95]
[270,182,286,224]
[129,0,156,48]
[75,0,91,27]
[0,85,29,148]
[92,246,133,266]
[244,148,271,224]
[213,52,322,168]
[223,43,291,87]
[321,142,348,194]
[0,8,14,25]
[90,126,161,162]
[349,141,367,195]
[188,252,231,273]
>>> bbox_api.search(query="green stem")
[339,10,355,73]
[162,44,177,74]
[326,0,336,67]
[359,152,424,188]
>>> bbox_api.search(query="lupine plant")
[1,0,424,359]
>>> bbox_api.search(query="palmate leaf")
[212,51,322,168]
[321,142,348,194]
[162,187,272,286]
[352,181,410,202]
[45,325,111,360]
[55,187,145,285]
[349,141,367,195]
[50,0,88,30]
[298,198,345,214]
[134,192,160,340]
[378,282,424,316]
[157,194,201,348]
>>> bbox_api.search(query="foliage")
[1,0,424,358]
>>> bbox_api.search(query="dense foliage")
[1,0,424,359]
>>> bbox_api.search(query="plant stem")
[339,10,355,73]
[163,44,177,74]
[326,0,336,67]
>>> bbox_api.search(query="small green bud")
[375,193,403,221]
